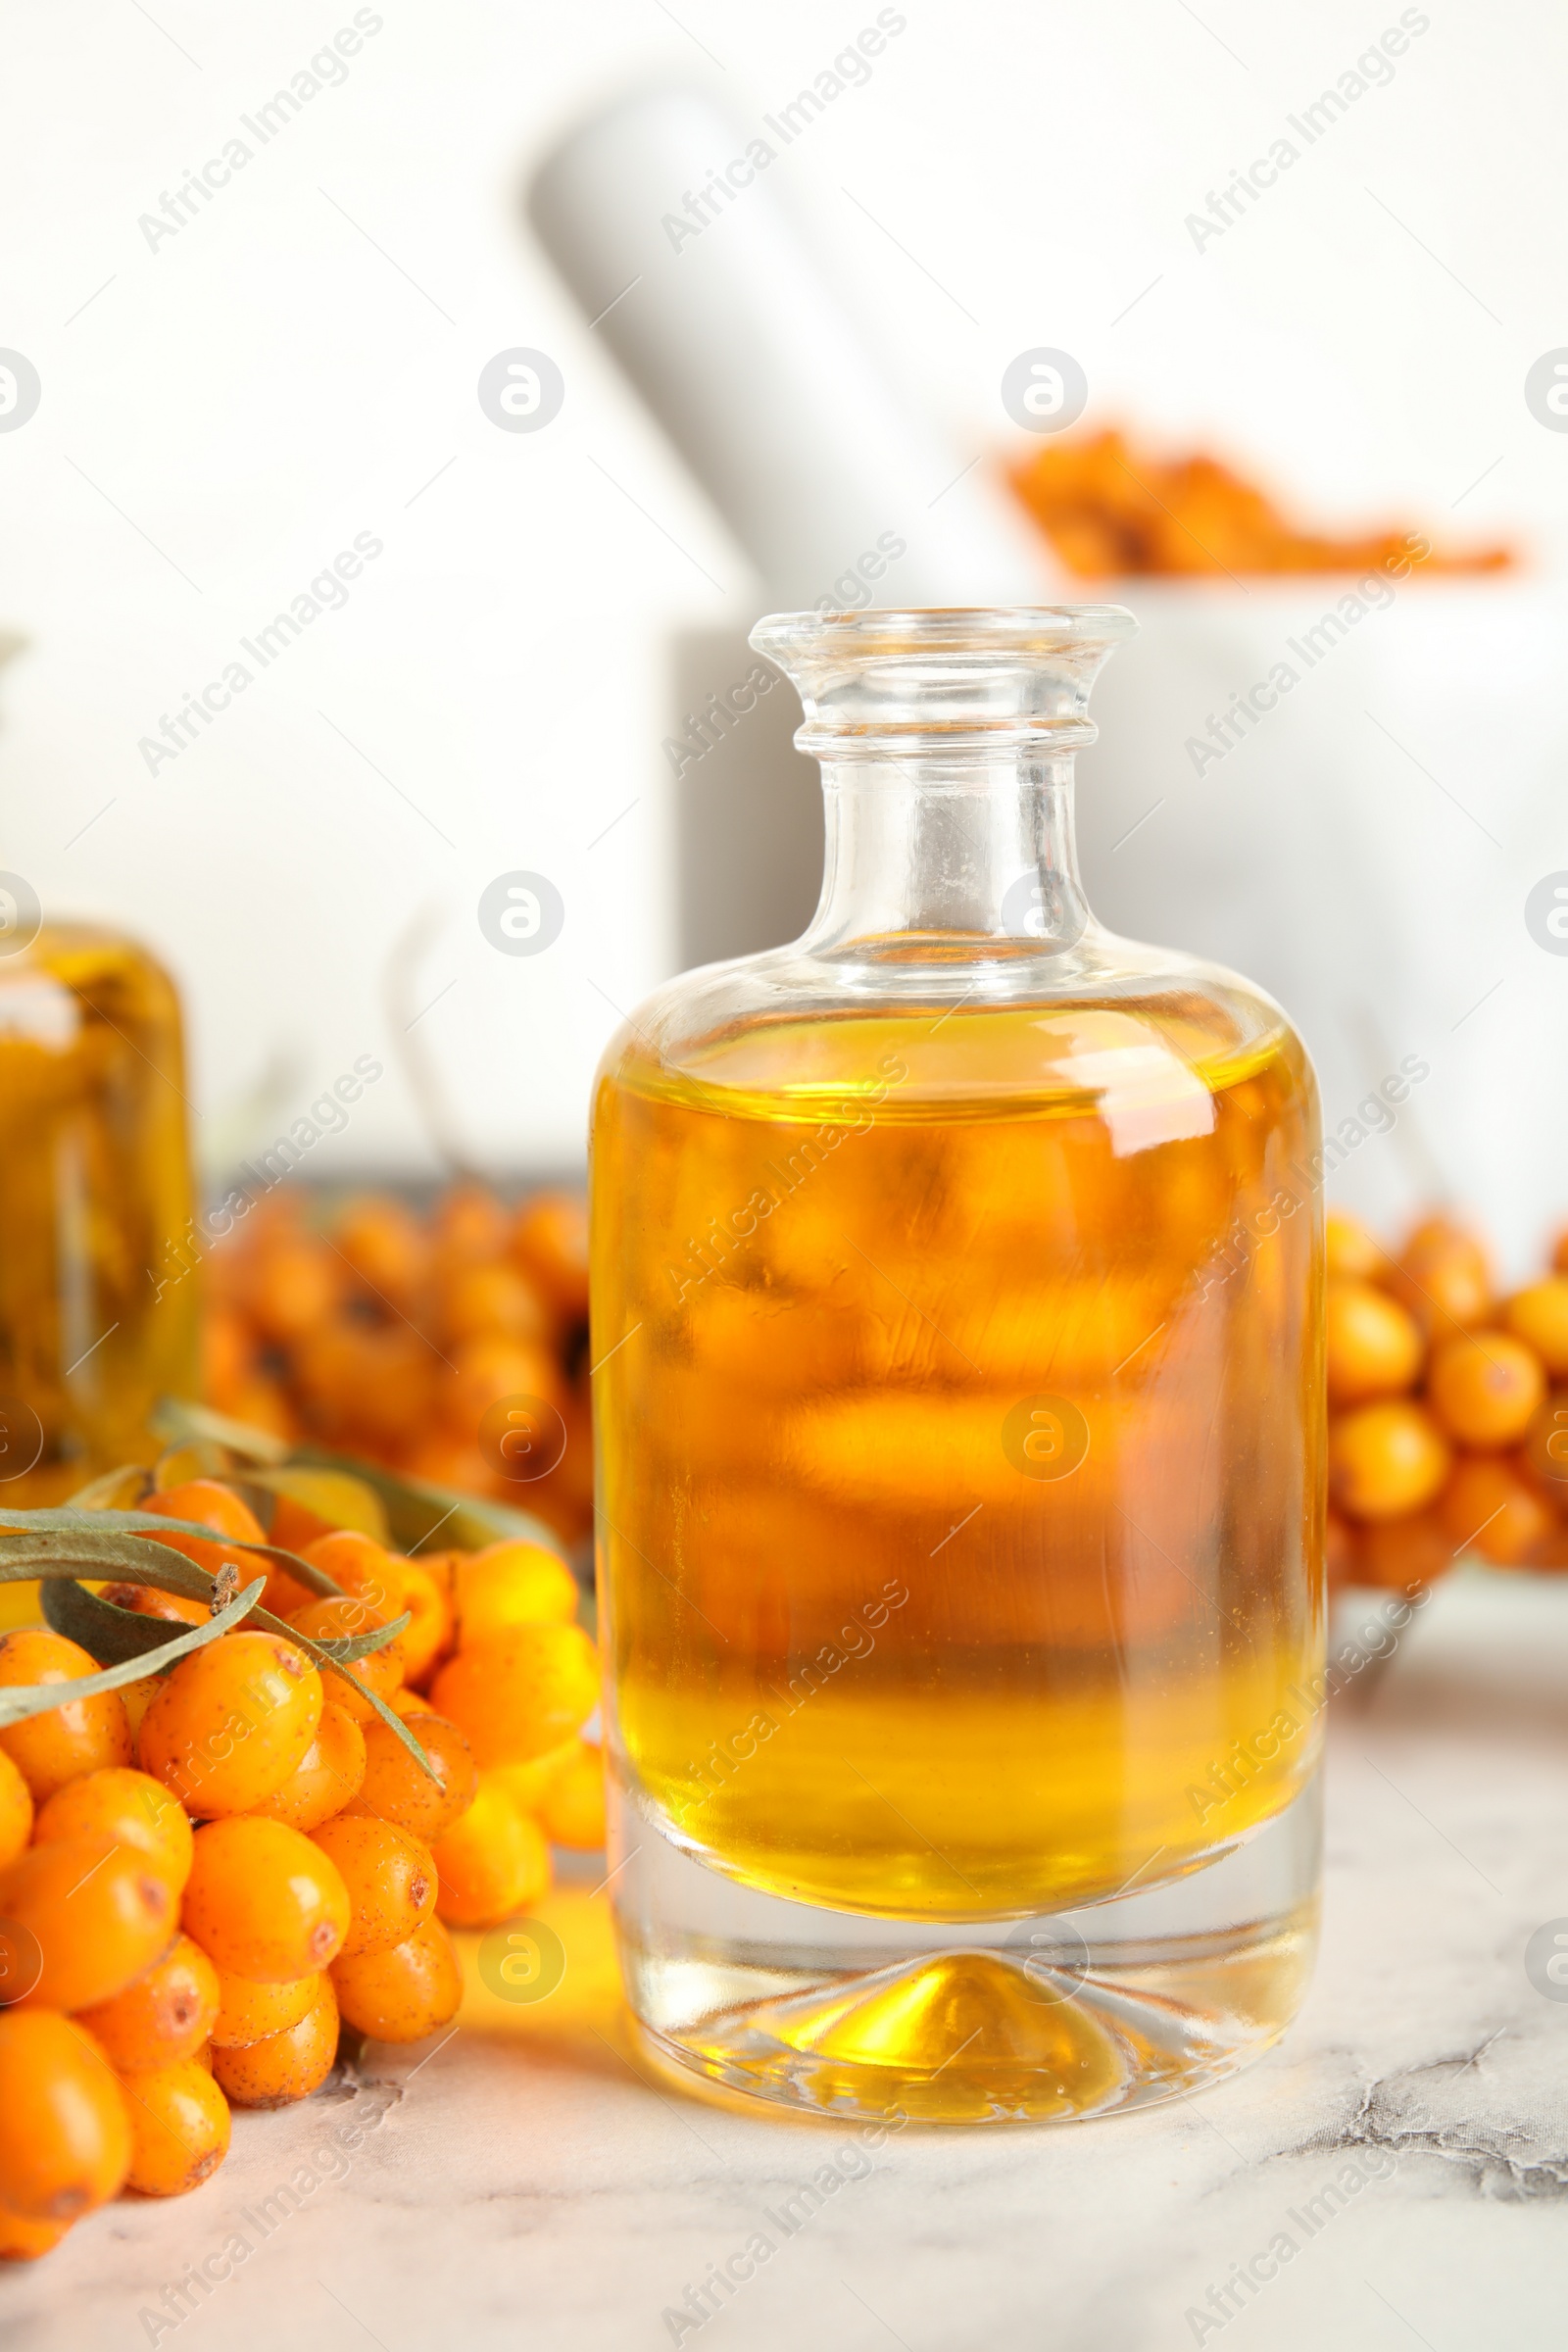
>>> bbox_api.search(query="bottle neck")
[801,750,1090,957]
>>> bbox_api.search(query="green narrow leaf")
[0,1507,347,1601]
[150,1396,291,1464]
[253,1612,433,1781]
[288,1445,568,1561]
[0,1535,216,1599]
[0,1582,268,1727]
[242,1466,391,1546]
[19,1545,408,1667]
[152,1394,573,1563]
[68,1464,153,1512]
[289,1611,411,1666]
[349,1677,435,1780]
[32,1580,416,1672]
[40,1579,201,1667]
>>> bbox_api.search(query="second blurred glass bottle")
[0,897,197,1503]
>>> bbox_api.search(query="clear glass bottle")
[0,920,197,1504]
[590,608,1325,2124]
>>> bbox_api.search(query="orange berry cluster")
[0,1476,603,2261]
[1006,427,1513,580]
[1326,1211,1568,1591]
[202,1185,592,1544]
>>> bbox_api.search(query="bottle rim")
[751,606,1139,663]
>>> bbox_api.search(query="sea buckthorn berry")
[456,1542,578,1648]
[1324,1279,1423,1407]
[246,1237,342,1347]
[74,1935,219,2073]
[1503,1279,1568,1379]
[135,1479,269,1596]
[394,1560,453,1687]
[1329,1400,1451,1523]
[398,1435,498,1494]
[1427,1332,1545,1451]
[0,2203,70,2260]
[1352,1510,1453,1593]
[332,1915,463,2045]
[202,1305,255,1412]
[293,1318,436,1450]
[0,1629,133,1803]
[221,1376,298,1444]
[1439,1456,1556,1567]
[119,2057,230,2195]
[334,1193,431,1312]
[301,1530,406,1617]
[311,1817,436,1958]
[430,1624,599,1767]
[431,1776,551,1928]
[182,1818,349,1981]
[439,1337,564,1439]
[210,1968,321,2050]
[34,1766,194,1893]
[284,1598,404,1727]
[258,1558,318,1619]
[143,1480,267,1546]
[511,1190,589,1324]
[1392,1216,1491,1335]
[0,1835,174,2011]
[0,1750,31,1872]
[431,1181,510,1271]
[489,1740,575,1816]
[347,1709,475,1843]
[211,1978,338,2109]
[540,1742,607,1850]
[98,1582,210,1628]
[416,1550,461,1594]
[138,1632,322,1818]
[118,1678,160,1742]
[249,1704,366,1835]
[1324,1208,1383,1283]
[0,2012,131,2221]
[440,1263,552,1348]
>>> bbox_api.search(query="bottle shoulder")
[595,925,1316,1125]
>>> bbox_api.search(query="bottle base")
[612,1778,1321,2126]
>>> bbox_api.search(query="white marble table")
[7,1570,1567,2352]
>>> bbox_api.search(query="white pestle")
[527,82,1053,611]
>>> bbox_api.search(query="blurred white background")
[0,0,1564,1242]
